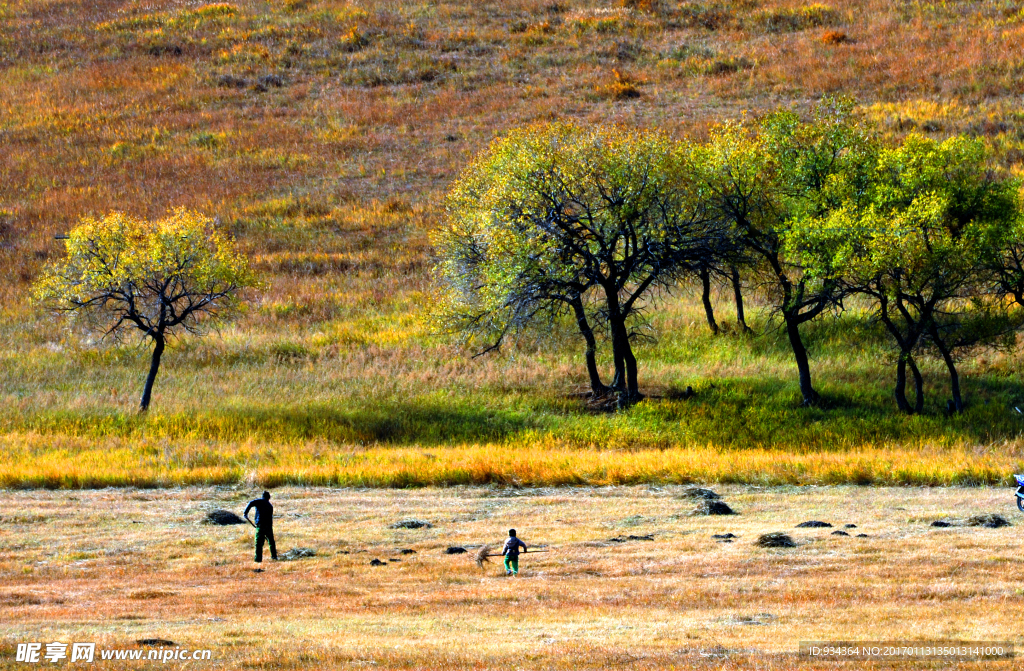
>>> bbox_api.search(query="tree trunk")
[699,265,719,335]
[784,312,819,406]
[570,296,607,396]
[878,293,923,415]
[765,250,819,406]
[600,276,643,407]
[908,354,924,414]
[894,353,912,414]
[140,334,165,412]
[610,317,641,405]
[931,333,963,413]
[611,352,624,390]
[730,266,751,333]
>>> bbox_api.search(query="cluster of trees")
[433,98,1024,412]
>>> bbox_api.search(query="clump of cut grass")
[965,514,1011,528]
[203,509,245,525]
[474,544,492,568]
[680,487,720,499]
[691,500,736,515]
[755,532,796,547]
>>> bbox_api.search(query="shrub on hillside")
[821,29,849,44]
[595,69,643,100]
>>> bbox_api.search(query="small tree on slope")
[34,209,257,412]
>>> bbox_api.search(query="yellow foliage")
[33,209,258,340]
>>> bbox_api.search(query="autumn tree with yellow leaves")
[34,209,257,412]
[434,122,731,406]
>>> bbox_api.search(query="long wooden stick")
[475,545,552,568]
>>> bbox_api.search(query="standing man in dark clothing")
[244,491,277,562]
[502,528,527,577]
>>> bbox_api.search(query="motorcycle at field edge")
[1016,474,1024,512]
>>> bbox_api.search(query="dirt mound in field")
[966,514,1011,528]
[930,514,1010,528]
[796,520,832,528]
[755,532,796,548]
[831,531,849,536]
[680,487,720,500]
[202,510,245,525]
[608,534,654,542]
[279,547,316,561]
[136,639,175,647]
[389,519,432,529]
[446,546,467,554]
[691,500,736,515]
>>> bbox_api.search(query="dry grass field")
[2,485,1023,669]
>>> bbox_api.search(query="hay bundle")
[680,487,720,500]
[966,514,1010,528]
[389,519,432,529]
[475,545,492,568]
[280,547,316,561]
[755,532,796,548]
[202,509,245,525]
[691,500,736,516]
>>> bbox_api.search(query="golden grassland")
[6,0,1024,485]
[3,432,1024,489]
[2,485,1024,669]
